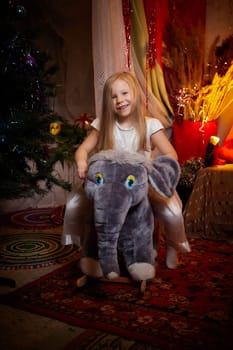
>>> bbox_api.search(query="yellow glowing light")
[182,63,233,121]
[210,136,220,146]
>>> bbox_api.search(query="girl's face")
[111,79,134,118]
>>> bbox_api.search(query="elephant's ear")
[148,156,180,198]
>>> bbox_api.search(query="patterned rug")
[10,207,64,229]
[0,232,79,270]
[1,238,233,349]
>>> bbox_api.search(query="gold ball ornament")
[50,122,62,136]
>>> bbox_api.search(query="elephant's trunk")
[93,183,131,278]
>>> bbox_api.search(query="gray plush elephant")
[79,150,180,282]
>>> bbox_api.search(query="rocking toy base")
[76,274,147,296]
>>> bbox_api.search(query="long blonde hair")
[97,72,147,151]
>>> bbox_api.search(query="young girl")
[62,71,190,269]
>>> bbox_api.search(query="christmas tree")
[0,1,86,200]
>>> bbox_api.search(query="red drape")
[168,0,206,31]
[173,120,218,164]
[143,0,206,68]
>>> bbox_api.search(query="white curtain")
[92,0,129,118]
[92,0,172,128]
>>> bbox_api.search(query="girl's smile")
[111,79,134,119]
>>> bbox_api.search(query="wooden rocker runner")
[76,274,148,296]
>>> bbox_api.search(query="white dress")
[91,116,163,158]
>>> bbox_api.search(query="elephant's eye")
[95,172,104,185]
[125,175,135,189]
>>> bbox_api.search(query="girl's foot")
[166,246,178,269]
[166,241,191,269]
[177,240,191,254]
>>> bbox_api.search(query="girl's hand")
[77,160,88,179]
[74,129,99,180]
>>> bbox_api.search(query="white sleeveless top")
[91,117,163,159]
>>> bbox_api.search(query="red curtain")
[143,0,206,69]
[168,0,206,30]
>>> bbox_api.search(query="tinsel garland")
[122,0,131,70]
[122,0,158,111]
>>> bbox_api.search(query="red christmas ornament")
[75,113,93,129]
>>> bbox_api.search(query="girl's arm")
[74,129,99,179]
[151,129,178,160]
